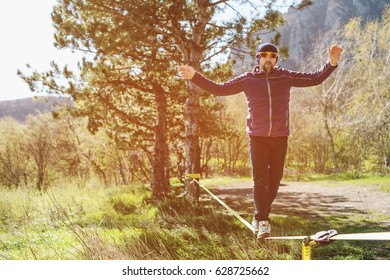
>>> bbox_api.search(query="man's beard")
[262,62,273,73]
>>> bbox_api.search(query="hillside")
[0,96,72,122]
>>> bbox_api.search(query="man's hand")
[177,65,196,80]
[328,45,343,65]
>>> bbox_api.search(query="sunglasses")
[258,52,278,59]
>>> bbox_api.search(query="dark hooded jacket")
[191,62,337,137]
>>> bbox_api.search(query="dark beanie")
[255,43,279,63]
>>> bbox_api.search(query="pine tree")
[20,0,310,198]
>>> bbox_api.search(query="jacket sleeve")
[288,61,337,87]
[190,72,246,96]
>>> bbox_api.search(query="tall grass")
[1,177,389,260]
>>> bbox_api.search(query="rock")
[232,0,389,72]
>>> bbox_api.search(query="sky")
[0,0,80,101]
[0,0,294,102]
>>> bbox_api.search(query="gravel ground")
[203,180,390,227]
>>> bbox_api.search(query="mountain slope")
[0,97,72,122]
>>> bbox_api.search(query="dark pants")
[249,136,288,221]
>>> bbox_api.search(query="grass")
[0,175,389,260]
[284,172,390,192]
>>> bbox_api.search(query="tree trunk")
[116,156,125,185]
[181,0,211,202]
[164,143,170,188]
[184,81,201,201]
[151,87,169,197]
[120,150,130,184]
[323,102,340,173]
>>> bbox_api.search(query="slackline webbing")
[193,178,254,232]
[266,232,390,241]
[191,177,390,241]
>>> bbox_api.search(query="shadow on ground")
[200,182,390,230]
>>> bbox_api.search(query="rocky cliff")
[233,0,390,72]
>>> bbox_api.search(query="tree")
[339,9,390,172]
[20,0,311,199]
[20,0,184,196]
[286,7,390,174]
[162,0,307,200]
[25,114,58,191]
[0,118,30,187]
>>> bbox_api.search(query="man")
[178,43,343,239]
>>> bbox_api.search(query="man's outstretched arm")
[176,65,244,96]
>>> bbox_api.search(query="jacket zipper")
[266,72,272,136]
[286,109,289,129]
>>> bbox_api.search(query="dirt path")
[203,180,390,227]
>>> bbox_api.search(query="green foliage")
[2,177,389,260]
[18,0,307,194]
[0,118,29,187]
[0,113,155,190]
[3,1,389,260]
[272,7,390,175]
[111,193,144,215]
[9,4,390,192]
